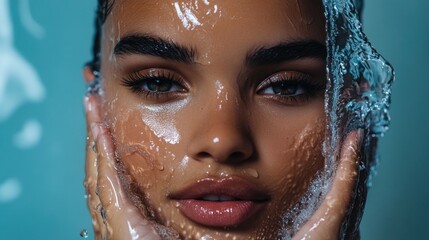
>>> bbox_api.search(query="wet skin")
[96,0,329,238]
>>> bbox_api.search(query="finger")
[84,94,106,239]
[294,129,363,240]
[324,129,363,221]
[90,98,162,240]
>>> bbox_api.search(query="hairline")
[89,0,364,71]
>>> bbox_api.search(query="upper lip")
[168,177,270,201]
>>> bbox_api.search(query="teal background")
[0,0,427,239]
[361,0,429,238]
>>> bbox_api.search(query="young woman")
[83,0,363,239]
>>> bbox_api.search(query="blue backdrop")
[0,0,427,239]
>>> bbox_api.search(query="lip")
[169,177,270,227]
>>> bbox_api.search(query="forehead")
[104,0,325,41]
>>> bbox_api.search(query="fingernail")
[91,123,100,140]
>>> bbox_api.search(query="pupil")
[147,79,172,92]
[272,82,298,95]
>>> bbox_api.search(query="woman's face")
[100,0,326,238]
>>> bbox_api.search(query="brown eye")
[256,71,325,105]
[257,72,310,96]
[261,81,304,96]
[144,77,178,92]
[121,70,187,95]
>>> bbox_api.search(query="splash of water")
[323,0,394,238]
[280,0,394,238]
[80,229,89,238]
[323,0,394,167]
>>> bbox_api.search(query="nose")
[187,88,254,164]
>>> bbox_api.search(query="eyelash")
[121,70,187,101]
[256,73,325,105]
[121,70,324,105]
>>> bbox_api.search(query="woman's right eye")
[142,77,183,93]
[121,69,188,101]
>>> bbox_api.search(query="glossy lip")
[169,177,270,227]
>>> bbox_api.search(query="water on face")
[275,0,394,238]
[86,0,393,239]
[321,0,393,238]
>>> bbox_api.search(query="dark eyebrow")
[114,34,197,64]
[246,41,326,66]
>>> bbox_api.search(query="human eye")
[121,69,188,102]
[256,71,325,105]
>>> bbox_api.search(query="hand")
[83,94,179,240]
[293,130,363,240]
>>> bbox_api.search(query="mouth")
[169,177,270,227]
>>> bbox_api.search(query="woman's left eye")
[256,72,324,104]
[259,81,305,96]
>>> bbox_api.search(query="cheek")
[261,118,325,212]
[102,101,181,206]
[285,120,325,195]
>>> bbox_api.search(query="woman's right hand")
[84,94,179,240]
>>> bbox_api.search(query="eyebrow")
[246,41,326,66]
[114,34,197,64]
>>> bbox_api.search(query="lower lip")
[177,200,264,227]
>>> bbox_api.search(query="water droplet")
[244,168,259,178]
[80,229,88,238]
[155,161,164,171]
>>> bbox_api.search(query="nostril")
[196,152,211,160]
[195,151,248,162]
[230,152,246,161]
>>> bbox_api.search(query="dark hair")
[88,0,363,72]
[87,0,115,72]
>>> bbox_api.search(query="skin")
[83,0,363,239]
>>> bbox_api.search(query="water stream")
[323,0,394,237]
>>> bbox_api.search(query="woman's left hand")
[293,130,363,240]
